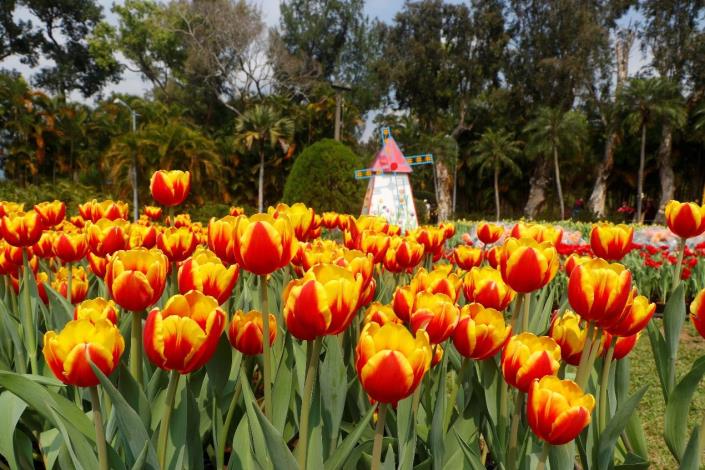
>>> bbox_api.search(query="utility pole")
[331,82,352,141]
[114,99,140,222]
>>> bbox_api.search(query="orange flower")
[355,322,432,404]
[150,170,191,207]
[74,298,119,325]
[80,200,129,222]
[143,205,162,221]
[486,245,503,269]
[144,291,226,373]
[43,319,125,387]
[690,289,705,340]
[452,303,511,360]
[88,253,108,279]
[335,249,374,289]
[51,266,89,304]
[527,376,595,445]
[283,264,363,340]
[501,332,561,392]
[589,223,634,261]
[1,211,44,247]
[500,238,559,293]
[209,214,297,275]
[476,222,504,245]
[34,201,66,227]
[178,248,239,305]
[462,266,516,311]
[227,310,276,355]
[363,302,403,326]
[35,271,49,304]
[603,291,655,336]
[358,277,377,309]
[360,231,390,264]
[410,225,446,255]
[321,212,340,229]
[665,200,705,239]
[409,292,460,345]
[510,221,563,245]
[32,231,55,259]
[157,226,198,263]
[413,266,462,302]
[229,206,245,217]
[548,311,587,366]
[392,284,416,322]
[452,245,484,270]
[299,239,342,271]
[383,236,425,272]
[568,258,632,323]
[52,232,88,263]
[105,248,168,311]
[128,223,157,249]
[0,201,23,217]
[564,253,593,276]
[271,203,318,241]
[172,213,192,228]
[0,244,19,276]
[86,218,129,256]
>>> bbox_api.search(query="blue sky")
[4,0,648,100]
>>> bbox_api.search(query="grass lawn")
[630,319,705,468]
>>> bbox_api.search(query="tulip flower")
[564,253,593,276]
[589,223,634,261]
[691,289,705,340]
[1,210,44,247]
[603,292,655,337]
[665,200,705,239]
[462,266,516,311]
[452,245,484,270]
[548,311,586,366]
[299,239,342,271]
[383,236,425,272]
[43,319,125,387]
[128,223,157,249]
[0,201,24,217]
[150,170,191,207]
[486,245,502,269]
[34,200,66,227]
[410,225,446,255]
[392,284,416,322]
[360,230,390,264]
[105,248,168,312]
[35,271,49,304]
[321,211,339,229]
[178,248,239,305]
[88,253,108,279]
[500,238,559,293]
[143,205,163,221]
[228,310,276,355]
[335,249,374,289]
[510,221,563,245]
[501,332,561,392]
[52,232,88,263]
[229,206,245,217]
[74,298,119,325]
[355,322,432,404]
[452,303,511,360]
[271,202,317,241]
[476,222,504,245]
[80,200,129,222]
[157,226,198,263]
[283,263,363,340]
[86,218,129,256]
[527,376,595,445]
[413,266,462,302]
[567,258,632,323]
[32,231,55,259]
[409,291,460,345]
[51,266,89,304]
[358,277,376,309]
[364,302,403,326]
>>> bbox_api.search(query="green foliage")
[0,180,102,211]
[283,139,364,214]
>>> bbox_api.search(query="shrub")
[283,139,365,214]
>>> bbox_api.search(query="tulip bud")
[178,248,239,305]
[589,223,634,261]
[105,248,168,311]
[1,211,44,247]
[548,311,586,366]
[157,226,198,263]
[74,298,119,325]
[568,259,632,323]
[476,222,504,245]
[452,303,511,360]
[34,201,66,227]
[452,245,484,270]
[228,310,276,355]
[150,170,191,207]
[500,238,559,293]
[665,200,705,239]
[462,266,516,311]
[409,292,460,345]
[501,332,561,392]
[52,232,88,263]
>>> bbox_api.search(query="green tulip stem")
[259,274,272,420]
[498,380,509,450]
[6,275,26,374]
[21,249,38,374]
[672,237,685,293]
[575,322,596,389]
[89,385,109,470]
[66,262,72,305]
[158,370,180,470]
[130,312,144,385]
[510,294,524,332]
[599,337,616,433]
[297,336,323,469]
[522,292,531,333]
[371,403,388,470]
[536,441,551,470]
[216,353,243,470]
[170,262,178,297]
[507,391,524,470]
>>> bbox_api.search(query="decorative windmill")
[355,127,434,230]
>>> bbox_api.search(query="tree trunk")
[588,132,618,217]
[435,158,453,223]
[494,165,500,221]
[637,124,646,223]
[654,124,674,224]
[553,146,565,220]
[524,157,551,219]
[258,149,265,213]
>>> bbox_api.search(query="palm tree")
[470,128,522,221]
[618,77,686,222]
[234,105,295,212]
[524,107,588,220]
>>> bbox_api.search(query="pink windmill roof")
[370,135,412,173]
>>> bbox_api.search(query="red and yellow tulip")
[476,222,504,245]
[452,245,484,270]
[548,311,587,366]
[157,226,198,263]
[228,310,276,355]
[178,248,239,305]
[409,291,460,345]
[105,248,168,311]
[501,332,561,392]
[500,238,559,293]
[150,170,191,207]
[568,258,632,323]
[33,200,66,227]
[52,232,88,263]
[665,200,705,239]
[74,298,119,325]
[1,210,44,247]
[589,223,634,261]
[452,303,511,360]
[462,266,516,311]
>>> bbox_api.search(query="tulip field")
[2,171,705,470]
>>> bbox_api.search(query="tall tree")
[234,105,295,212]
[619,77,686,222]
[524,107,588,220]
[470,128,522,221]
